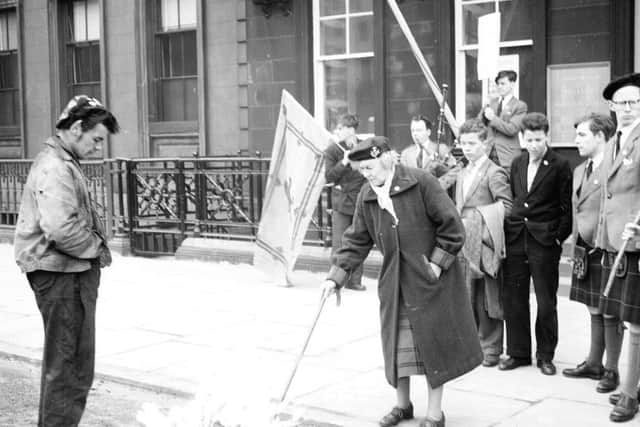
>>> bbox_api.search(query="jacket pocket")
[421,254,439,284]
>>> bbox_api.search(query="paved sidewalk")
[0,244,635,426]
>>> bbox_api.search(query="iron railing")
[0,156,334,255]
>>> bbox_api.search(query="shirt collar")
[591,151,604,169]
[502,94,514,105]
[467,154,488,170]
[529,147,547,165]
[618,117,640,142]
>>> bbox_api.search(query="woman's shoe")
[419,412,445,427]
[379,402,414,427]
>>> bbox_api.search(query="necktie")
[614,131,622,160]
[585,159,593,180]
[496,98,503,117]
[417,147,425,168]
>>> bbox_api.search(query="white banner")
[477,12,501,81]
[253,90,332,285]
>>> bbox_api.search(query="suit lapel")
[573,161,585,200]
[528,149,553,194]
[462,161,490,206]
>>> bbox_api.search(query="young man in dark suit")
[324,114,367,291]
[562,114,624,395]
[499,112,572,376]
[479,70,528,172]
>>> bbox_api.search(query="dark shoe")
[562,361,603,379]
[498,357,532,371]
[610,389,640,405]
[345,283,367,291]
[482,356,499,367]
[597,369,620,393]
[537,359,557,376]
[379,402,414,427]
[419,412,445,427]
[610,393,639,422]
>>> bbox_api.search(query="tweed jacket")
[400,142,459,190]
[571,157,605,251]
[596,123,640,252]
[479,96,527,169]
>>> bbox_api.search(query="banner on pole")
[253,90,332,284]
[477,12,501,81]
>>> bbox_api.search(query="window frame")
[453,0,533,121]
[312,0,375,132]
[0,4,21,145]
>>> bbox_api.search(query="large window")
[151,0,197,123]
[0,8,18,128]
[313,0,375,133]
[454,0,533,120]
[62,0,101,101]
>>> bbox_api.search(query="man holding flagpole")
[324,114,367,291]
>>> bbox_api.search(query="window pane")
[7,10,17,50]
[349,0,372,13]
[73,1,87,42]
[320,18,346,55]
[462,2,494,45]
[86,0,100,41]
[499,0,531,41]
[0,52,18,88]
[324,57,375,133]
[73,44,100,83]
[161,0,179,31]
[464,51,482,119]
[0,87,19,126]
[179,0,197,28]
[169,34,184,76]
[182,30,197,76]
[349,15,373,53]
[320,0,345,16]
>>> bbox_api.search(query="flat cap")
[603,73,640,100]
[348,136,391,161]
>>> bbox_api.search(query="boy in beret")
[322,136,482,427]
[596,73,640,423]
[14,95,119,426]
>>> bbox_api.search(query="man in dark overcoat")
[324,113,367,290]
[322,136,482,427]
[499,112,572,376]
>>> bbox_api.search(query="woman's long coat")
[328,164,483,388]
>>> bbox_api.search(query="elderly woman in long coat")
[322,136,482,427]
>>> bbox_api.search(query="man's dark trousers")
[331,210,363,287]
[504,231,561,362]
[27,263,100,427]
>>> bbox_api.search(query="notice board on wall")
[547,62,611,146]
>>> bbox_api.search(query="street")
[0,355,188,427]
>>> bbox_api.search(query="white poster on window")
[477,12,500,81]
[482,55,519,106]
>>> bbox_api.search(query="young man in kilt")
[562,114,624,395]
[597,73,640,423]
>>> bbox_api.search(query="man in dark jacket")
[324,114,367,290]
[499,112,572,376]
[14,95,119,427]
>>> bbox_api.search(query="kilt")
[569,246,603,308]
[600,251,640,324]
[397,304,425,378]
